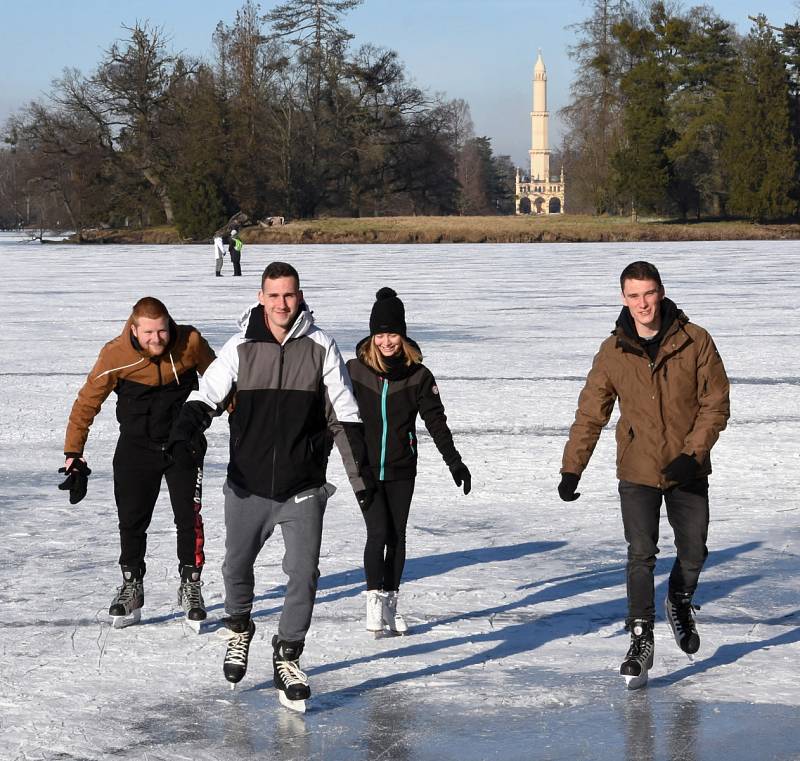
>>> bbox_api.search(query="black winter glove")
[356,488,375,512]
[167,432,207,470]
[58,459,92,504]
[662,453,697,486]
[450,461,472,495]
[558,472,581,502]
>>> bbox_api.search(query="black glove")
[356,488,375,512]
[450,461,472,495]
[558,472,581,502]
[58,459,92,504]
[662,453,697,486]
[168,432,207,470]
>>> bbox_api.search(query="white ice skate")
[366,590,385,638]
[383,591,408,635]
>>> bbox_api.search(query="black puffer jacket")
[346,337,461,481]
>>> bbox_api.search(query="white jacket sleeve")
[186,333,241,409]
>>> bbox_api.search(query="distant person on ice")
[558,261,730,689]
[168,261,372,711]
[228,229,243,277]
[213,232,229,277]
[60,297,216,629]
[346,288,472,636]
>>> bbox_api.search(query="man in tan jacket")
[558,261,730,689]
[61,297,216,628]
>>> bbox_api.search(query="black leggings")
[362,478,415,591]
[113,437,205,574]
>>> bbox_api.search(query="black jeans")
[362,478,415,591]
[618,478,709,624]
[113,437,205,574]
[230,248,242,276]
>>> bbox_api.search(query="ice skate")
[223,617,255,689]
[383,590,408,635]
[108,567,144,629]
[177,565,207,633]
[273,635,310,712]
[665,591,700,662]
[366,590,385,638]
[620,619,654,690]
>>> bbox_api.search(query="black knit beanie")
[369,287,406,336]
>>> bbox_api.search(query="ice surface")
[1,234,799,760]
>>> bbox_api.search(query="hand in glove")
[450,461,472,495]
[168,432,207,470]
[356,488,375,512]
[58,458,92,504]
[662,453,697,486]
[558,472,581,502]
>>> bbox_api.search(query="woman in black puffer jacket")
[346,288,471,636]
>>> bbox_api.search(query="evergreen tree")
[722,17,797,221]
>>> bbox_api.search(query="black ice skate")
[108,566,144,629]
[223,617,256,689]
[177,565,207,633]
[620,619,654,690]
[273,635,311,713]
[665,591,700,661]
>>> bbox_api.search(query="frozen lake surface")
[1,234,799,760]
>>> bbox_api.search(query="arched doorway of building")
[534,197,545,214]
[519,197,531,214]
[549,197,561,214]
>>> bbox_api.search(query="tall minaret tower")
[529,50,550,182]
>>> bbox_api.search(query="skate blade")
[278,691,307,713]
[685,652,696,664]
[183,617,206,634]
[111,609,141,629]
[623,671,648,690]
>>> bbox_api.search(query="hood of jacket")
[613,297,685,355]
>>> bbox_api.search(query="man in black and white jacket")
[169,261,372,706]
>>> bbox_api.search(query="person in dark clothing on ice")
[558,261,730,689]
[346,288,472,636]
[168,261,372,711]
[61,297,216,629]
[228,229,243,276]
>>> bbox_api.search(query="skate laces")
[669,597,699,635]
[224,629,253,666]
[276,658,308,687]
[114,580,141,606]
[181,579,205,609]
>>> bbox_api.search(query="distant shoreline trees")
[0,0,514,236]
[561,1,799,222]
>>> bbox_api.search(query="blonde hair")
[359,336,422,373]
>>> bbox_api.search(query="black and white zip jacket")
[346,337,461,482]
[175,303,370,502]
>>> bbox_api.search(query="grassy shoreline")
[74,215,800,245]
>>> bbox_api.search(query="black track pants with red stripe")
[112,436,205,574]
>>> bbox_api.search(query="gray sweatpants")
[222,480,335,642]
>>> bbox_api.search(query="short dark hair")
[261,261,300,290]
[620,261,662,291]
[131,296,170,324]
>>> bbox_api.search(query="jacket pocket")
[616,426,635,467]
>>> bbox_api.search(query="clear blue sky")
[2,0,797,167]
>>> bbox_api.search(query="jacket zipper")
[380,378,389,481]
[271,345,285,497]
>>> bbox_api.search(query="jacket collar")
[242,302,314,344]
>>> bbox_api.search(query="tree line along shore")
[70,216,800,245]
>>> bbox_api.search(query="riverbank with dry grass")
[75,215,800,245]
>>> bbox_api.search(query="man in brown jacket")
[558,261,730,689]
[61,297,216,629]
